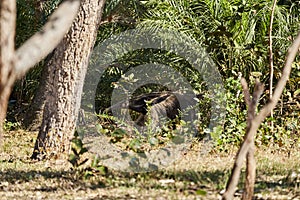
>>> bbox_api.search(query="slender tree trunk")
[0,85,14,136]
[17,0,47,122]
[269,0,277,132]
[32,0,106,159]
[21,0,64,130]
[0,0,17,141]
[22,53,52,130]
[243,144,256,199]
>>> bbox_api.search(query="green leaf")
[172,136,185,144]
[294,89,300,97]
[112,128,126,138]
[95,124,103,133]
[196,189,207,196]
[96,165,108,175]
[91,156,100,168]
[68,153,79,167]
[79,147,88,155]
[129,139,142,152]
[149,137,158,146]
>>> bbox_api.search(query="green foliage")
[141,0,300,78]
[103,0,144,20]
[93,48,208,113]
[82,155,108,179]
[96,106,190,154]
[68,131,89,168]
[139,0,300,147]
[68,131,109,179]
[12,0,300,150]
[216,76,247,147]
[3,120,20,131]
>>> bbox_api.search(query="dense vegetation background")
[9,0,300,150]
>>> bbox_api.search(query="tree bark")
[32,0,106,159]
[243,143,255,199]
[222,79,264,200]
[17,0,48,129]
[0,0,80,142]
[22,53,52,131]
[242,79,262,199]
[0,0,17,141]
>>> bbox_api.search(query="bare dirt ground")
[0,130,299,199]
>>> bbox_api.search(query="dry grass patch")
[0,130,299,199]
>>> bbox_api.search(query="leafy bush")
[11,0,300,150]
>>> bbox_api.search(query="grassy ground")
[0,130,299,199]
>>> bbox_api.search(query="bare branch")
[269,0,277,99]
[252,80,264,106]
[241,78,251,106]
[242,80,263,199]
[269,0,277,130]
[222,81,264,200]
[222,31,300,200]
[14,0,80,78]
[257,31,300,124]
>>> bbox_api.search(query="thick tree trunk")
[32,0,106,159]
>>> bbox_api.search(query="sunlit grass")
[0,130,299,199]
